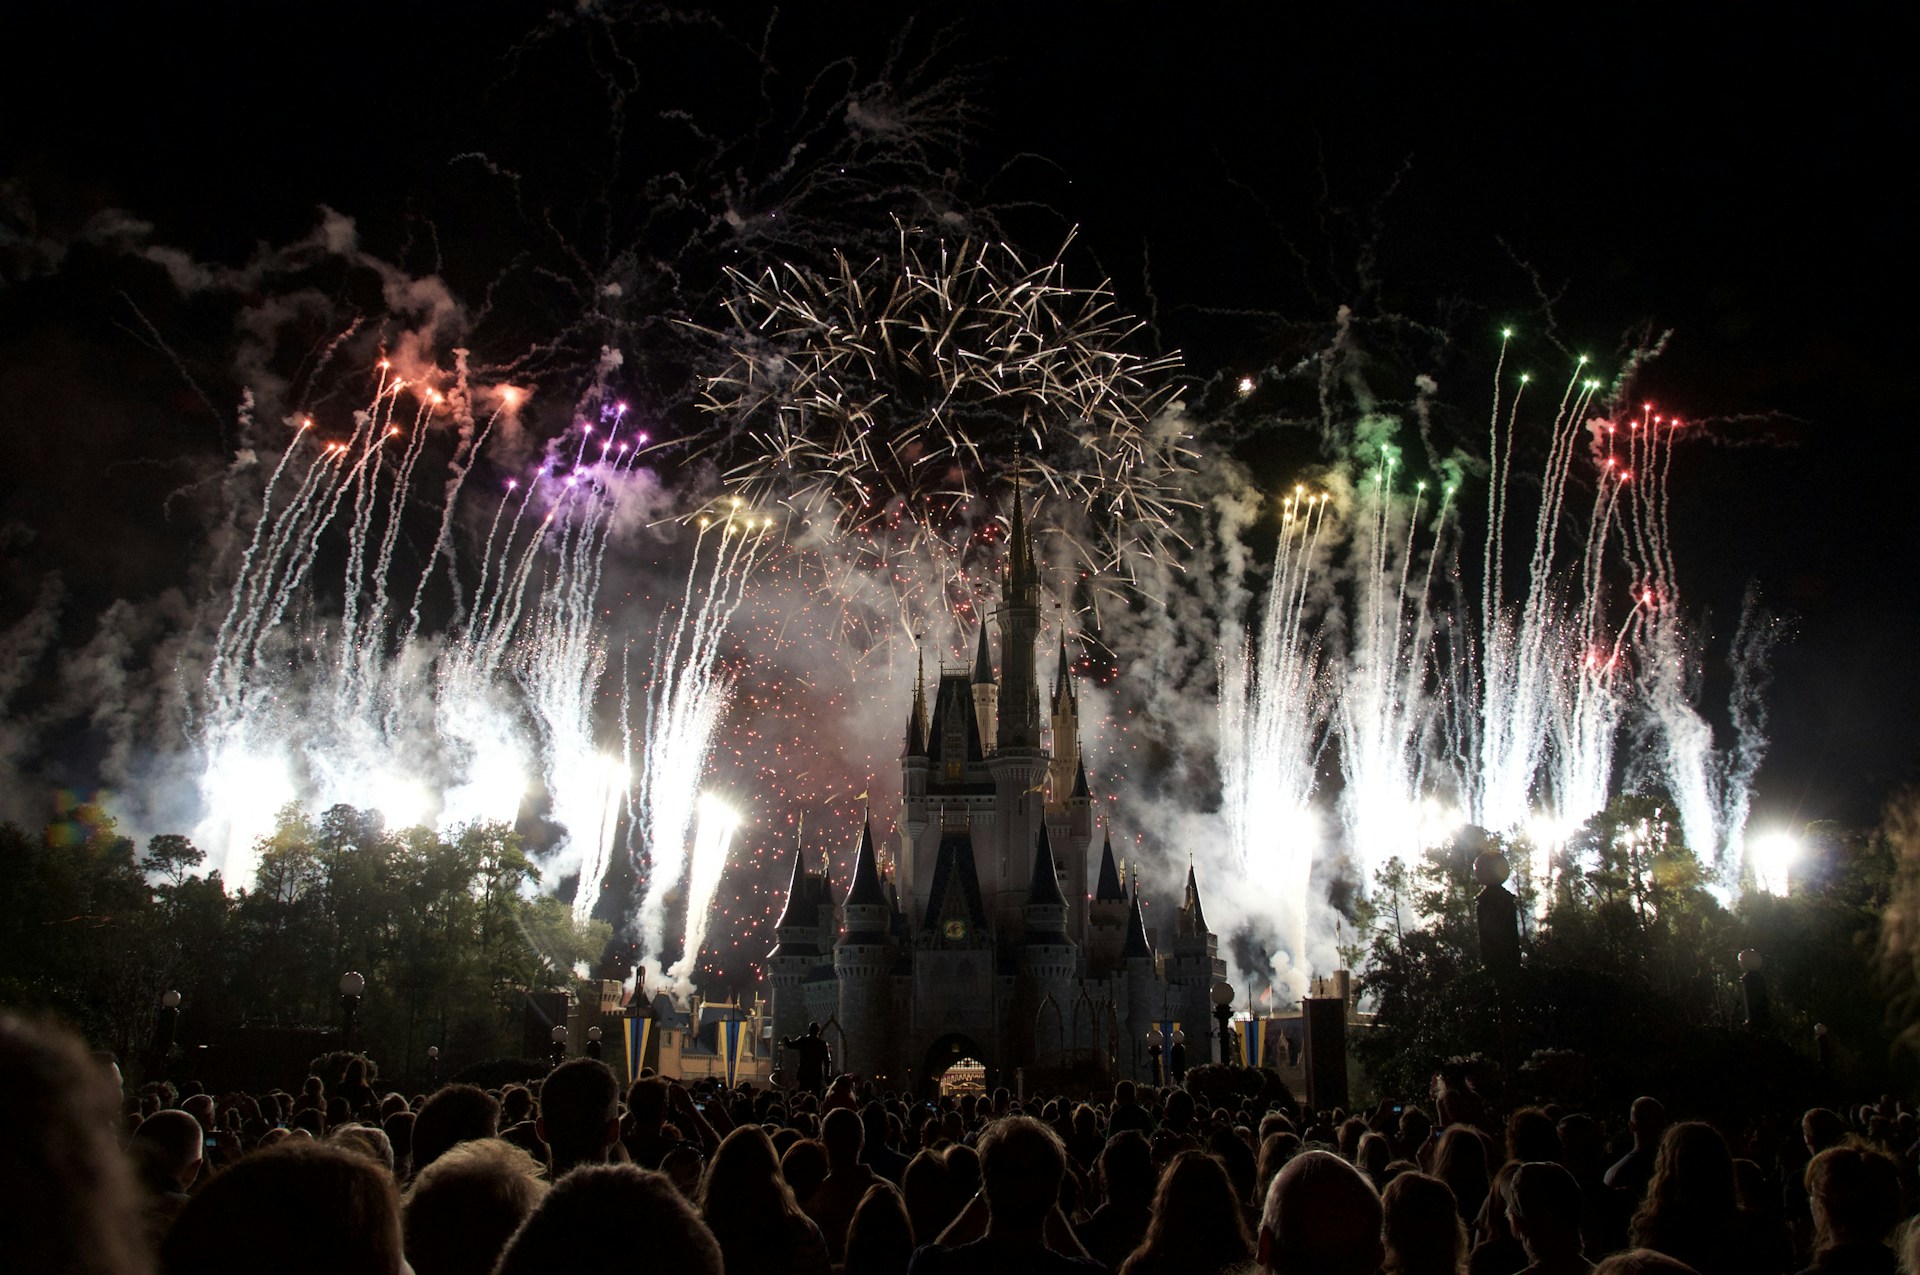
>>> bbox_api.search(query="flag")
[624,1017,654,1086]
[718,1018,744,1086]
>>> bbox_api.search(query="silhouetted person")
[1382,1170,1468,1275]
[161,1140,405,1275]
[1630,1121,1777,1275]
[1118,1149,1254,1275]
[1472,1161,1528,1275]
[1506,1161,1594,1275]
[907,1115,1101,1274]
[494,1164,722,1275]
[1,1013,152,1275]
[1591,1253,1700,1274]
[701,1124,832,1275]
[844,1181,917,1275]
[808,1106,882,1260]
[902,1149,957,1249]
[1256,1148,1385,1275]
[1434,1124,1492,1226]
[411,1083,499,1173]
[1798,1144,1901,1275]
[1605,1097,1668,1203]
[1106,1080,1153,1137]
[129,1108,203,1246]
[782,1021,832,1096]
[864,1100,914,1183]
[783,1135,831,1204]
[539,1057,621,1175]
[1076,1130,1154,1270]
[404,1138,547,1275]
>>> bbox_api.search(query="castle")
[768,490,1225,1088]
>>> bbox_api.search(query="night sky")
[1,1,1911,844]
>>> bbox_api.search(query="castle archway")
[923,1033,987,1095]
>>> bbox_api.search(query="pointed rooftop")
[1072,756,1090,799]
[1093,828,1125,902]
[905,647,928,757]
[1123,885,1152,959]
[1027,825,1066,909]
[972,624,994,685]
[846,814,887,909]
[1179,861,1210,936]
[1005,473,1038,592]
[1052,634,1077,713]
[773,833,812,931]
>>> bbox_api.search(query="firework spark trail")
[630,510,770,977]
[666,793,743,991]
[1218,488,1334,992]
[1333,466,1456,887]
[697,224,1193,640]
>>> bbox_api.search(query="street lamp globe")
[550,1025,568,1045]
[1146,1026,1163,1048]
[1211,980,1235,1008]
[161,989,182,1009]
[587,1026,603,1043]
[339,971,366,997]
[426,1046,439,1060]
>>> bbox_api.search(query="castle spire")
[1179,862,1210,936]
[1094,825,1124,902]
[1027,824,1067,908]
[1051,633,1077,713]
[904,644,928,757]
[972,623,994,685]
[773,827,811,930]
[846,812,886,908]
[1123,880,1152,959]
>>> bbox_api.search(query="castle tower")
[1086,826,1129,972]
[900,650,930,905]
[1046,636,1080,805]
[767,834,822,1049]
[1167,862,1228,1064]
[835,815,896,1080]
[1019,825,1078,1066]
[1121,875,1160,1081]
[988,485,1047,927]
[970,625,998,749]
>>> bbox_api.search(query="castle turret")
[1168,861,1227,1064]
[1019,825,1077,1066]
[988,485,1047,927]
[768,835,824,1048]
[900,649,930,905]
[835,815,896,1080]
[1087,826,1128,972]
[1122,874,1160,1080]
[971,625,998,750]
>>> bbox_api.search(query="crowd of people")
[3,1008,1916,1275]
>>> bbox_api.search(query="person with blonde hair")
[403,1138,547,1275]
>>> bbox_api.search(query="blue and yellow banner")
[718,1018,744,1086]
[624,1016,653,1085]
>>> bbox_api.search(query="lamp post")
[549,1024,568,1070]
[148,989,182,1080]
[425,1045,440,1089]
[1211,980,1235,1067]
[587,1025,603,1061]
[339,971,365,1054]
[1146,1026,1164,1087]
[1169,1028,1187,1084]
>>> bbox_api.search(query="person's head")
[624,1076,668,1131]
[403,1138,548,1275]
[0,1014,151,1275]
[1356,1131,1392,1182]
[1258,1149,1385,1275]
[780,1136,829,1202]
[1506,1107,1560,1164]
[499,1084,533,1126]
[411,1084,499,1173]
[823,1105,865,1169]
[901,1148,954,1242]
[1628,1096,1668,1148]
[1097,1128,1156,1206]
[1257,1131,1304,1204]
[1381,1171,1466,1275]
[537,1058,620,1173]
[862,1100,894,1151]
[843,1182,915,1275]
[1805,1143,1901,1254]
[976,1116,1067,1230]
[1591,1251,1700,1274]
[182,1092,216,1132]
[702,1124,801,1222]
[661,1143,705,1199]
[1504,1161,1584,1260]
[130,1108,204,1193]
[1431,1125,1490,1222]
[1140,1150,1253,1263]
[943,1141,980,1200]
[1802,1106,1847,1155]
[330,1121,396,1174]
[161,1140,404,1275]
[1556,1112,1606,1175]
[1114,1079,1137,1107]
[493,1165,721,1275]
[383,1110,415,1174]
[1164,1088,1196,1127]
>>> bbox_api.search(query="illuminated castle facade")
[768,492,1224,1086]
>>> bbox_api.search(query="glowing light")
[1237,375,1256,396]
[1749,832,1800,897]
